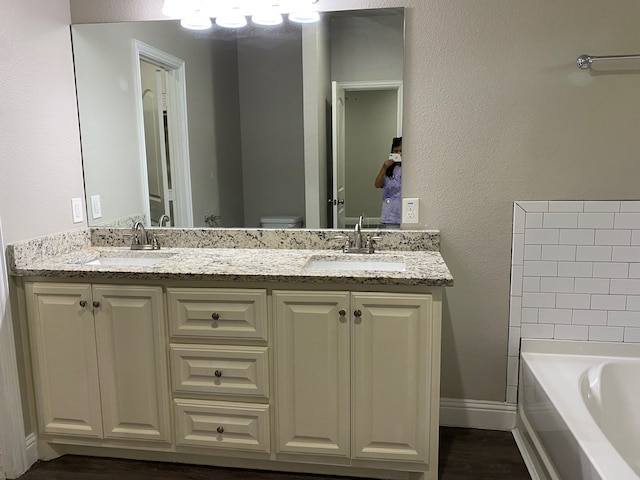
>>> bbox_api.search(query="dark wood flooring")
[17,428,530,480]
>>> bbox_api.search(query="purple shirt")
[380,164,401,225]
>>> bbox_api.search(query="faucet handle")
[150,231,167,250]
[130,232,143,245]
[330,234,350,251]
[122,232,135,247]
[366,235,383,253]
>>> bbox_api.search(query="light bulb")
[252,8,283,26]
[289,8,319,24]
[180,11,213,30]
[216,10,248,28]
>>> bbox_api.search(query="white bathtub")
[517,339,640,480]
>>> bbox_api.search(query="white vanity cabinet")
[25,282,170,444]
[167,288,271,454]
[23,281,441,479]
[273,290,439,473]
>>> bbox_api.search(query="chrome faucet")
[331,215,381,254]
[159,214,170,227]
[132,222,148,245]
[353,215,364,249]
[130,222,160,250]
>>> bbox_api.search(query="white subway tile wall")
[508,201,640,404]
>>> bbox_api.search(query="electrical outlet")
[91,195,102,219]
[402,197,419,224]
[71,198,84,223]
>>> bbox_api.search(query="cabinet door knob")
[79,300,87,308]
[214,370,222,378]
[338,309,346,317]
[217,426,224,434]
[353,309,362,318]
[211,312,220,321]
[92,301,101,308]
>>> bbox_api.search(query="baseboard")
[439,398,517,431]
[512,426,545,480]
[25,434,38,467]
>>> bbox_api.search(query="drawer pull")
[214,370,223,378]
[353,309,362,318]
[79,300,87,308]
[217,426,224,434]
[211,312,220,321]
[338,309,346,317]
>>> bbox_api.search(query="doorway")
[134,41,193,227]
[331,80,403,228]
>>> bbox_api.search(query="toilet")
[259,215,303,228]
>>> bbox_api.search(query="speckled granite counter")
[7,228,453,287]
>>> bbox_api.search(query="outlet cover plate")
[91,195,102,219]
[402,197,419,224]
[71,198,84,223]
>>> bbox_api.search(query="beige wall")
[0,0,85,246]
[13,0,640,405]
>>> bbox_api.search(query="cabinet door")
[274,291,350,457]
[93,285,170,443]
[352,293,432,463]
[25,283,103,438]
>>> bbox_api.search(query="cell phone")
[388,153,402,163]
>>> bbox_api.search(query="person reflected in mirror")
[374,137,402,228]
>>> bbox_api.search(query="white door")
[331,82,347,228]
[140,60,171,226]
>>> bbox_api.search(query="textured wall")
[65,0,640,403]
[0,0,85,245]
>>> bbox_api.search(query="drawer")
[167,288,267,340]
[170,344,269,398]
[175,399,270,453]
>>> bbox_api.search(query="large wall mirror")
[72,7,404,229]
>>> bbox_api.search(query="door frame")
[133,41,194,228]
[331,80,403,228]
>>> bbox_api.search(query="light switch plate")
[91,195,102,219]
[402,197,419,224]
[71,198,84,223]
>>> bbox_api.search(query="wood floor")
[17,428,531,480]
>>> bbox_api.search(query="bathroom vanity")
[8,228,452,480]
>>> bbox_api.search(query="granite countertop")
[11,246,453,287]
[7,227,453,287]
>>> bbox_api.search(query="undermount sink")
[83,252,175,267]
[303,254,406,272]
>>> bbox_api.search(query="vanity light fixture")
[180,11,213,30]
[162,0,319,30]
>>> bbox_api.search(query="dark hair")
[386,137,402,177]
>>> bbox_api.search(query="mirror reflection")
[72,8,404,229]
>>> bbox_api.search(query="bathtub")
[517,339,640,480]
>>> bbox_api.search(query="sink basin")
[303,255,406,272]
[83,252,175,267]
